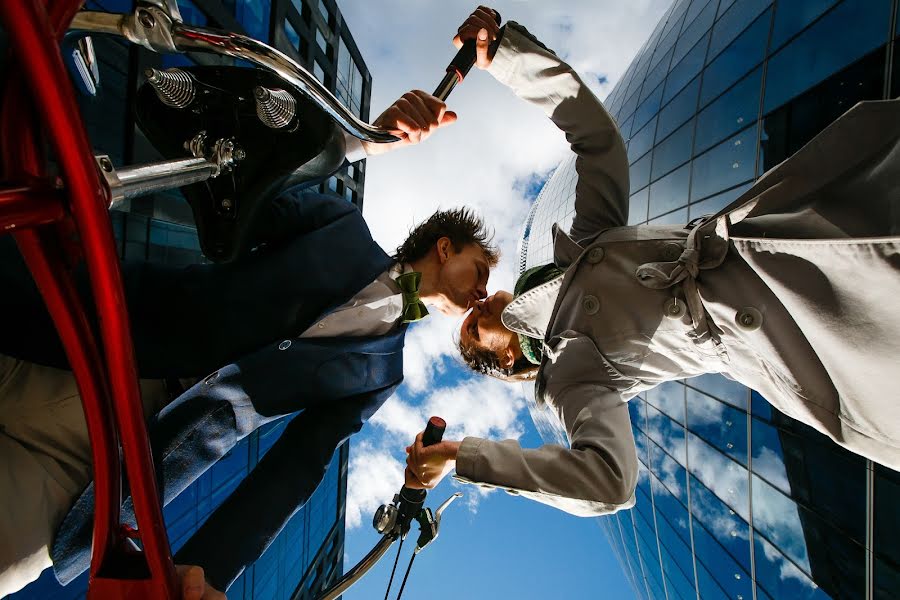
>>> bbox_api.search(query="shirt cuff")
[455,436,485,480]
[343,132,367,163]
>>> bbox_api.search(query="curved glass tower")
[518,1,900,599]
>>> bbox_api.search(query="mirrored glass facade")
[8,0,368,597]
[519,1,900,598]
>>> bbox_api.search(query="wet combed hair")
[457,337,538,382]
[393,207,499,266]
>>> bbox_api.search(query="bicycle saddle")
[134,65,346,263]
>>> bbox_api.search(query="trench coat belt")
[633,216,731,355]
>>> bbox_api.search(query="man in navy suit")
[0,89,497,596]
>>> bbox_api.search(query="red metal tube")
[0,185,66,231]
[0,57,122,600]
[0,0,177,597]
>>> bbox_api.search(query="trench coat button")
[735,307,763,332]
[582,295,600,315]
[663,298,687,320]
[587,247,605,264]
[662,243,682,262]
[278,339,292,350]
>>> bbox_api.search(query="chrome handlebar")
[68,5,400,144]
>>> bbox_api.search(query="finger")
[455,23,484,45]
[413,91,448,125]
[203,587,227,600]
[439,110,458,127]
[397,97,429,131]
[406,91,440,129]
[177,565,206,600]
[468,12,499,38]
[475,28,491,69]
[472,7,500,36]
[384,107,424,144]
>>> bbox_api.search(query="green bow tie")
[395,271,429,324]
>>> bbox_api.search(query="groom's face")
[435,243,491,315]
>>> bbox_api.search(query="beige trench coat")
[454,23,900,517]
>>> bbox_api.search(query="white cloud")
[348,378,527,529]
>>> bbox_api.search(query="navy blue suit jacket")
[0,191,408,591]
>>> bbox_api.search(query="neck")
[408,257,446,311]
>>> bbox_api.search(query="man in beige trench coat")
[404,9,900,517]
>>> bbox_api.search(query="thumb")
[439,110,458,126]
[452,34,463,49]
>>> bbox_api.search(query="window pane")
[708,0,773,60]
[628,188,650,224]
[759,48,885,172]
[688,181,752,218]
[690,124,757,201]
[690,474,752,572]
[691,514,753,599]
[770,0,840,51]
[874,464,900,570]
[630,152,652,192]
[753,532,842,600]
[284,19,300,49]
[318,0,330,23]
[648,207,688,225]
[650,443,689,505]
[656,510,697,599]
[316,27,328,54]
[652,472,691,544]
[695,66,761,154]
[313,59,325,83]
[338,38,352,88]
[619,113,635,140]
[629,397,648,434]
[628,116,658,162]
[684,373,749,410]
[645,403,687,466]
[751,389,774,420]
[651,118,694,181]
[620,87,641,122]
[664,31,710,103]
[645,381,686,425]
[763,0,892,113]
[687,433,750,520]
[649,162,690,217]
[700,8,771,106]
[657,75,701,141]
[642,48,675,103]
[633,83,664,132]
[673,0,717,65]
[687,389,748,465]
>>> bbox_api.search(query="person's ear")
[436,237,452,264]
[500,346,516,370]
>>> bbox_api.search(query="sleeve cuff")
[343,132,367,163]
[455,436,485,480]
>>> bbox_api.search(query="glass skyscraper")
[8,0,369,598]
[517,1,900,599]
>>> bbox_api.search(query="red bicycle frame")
[0,0,177,597]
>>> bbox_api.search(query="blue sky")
[334,2,671,598]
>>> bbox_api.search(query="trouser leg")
[0,354,168,594]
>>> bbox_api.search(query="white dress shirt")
[300,263,414,338]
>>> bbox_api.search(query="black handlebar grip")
[446,10,502,83]
[421,416,446,447]
[396,417,447,532]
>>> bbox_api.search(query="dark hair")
[394,207,499,266]
[457,337,538,382]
